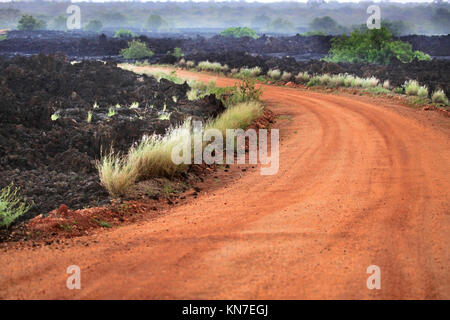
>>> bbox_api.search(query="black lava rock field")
[0,54,224,219]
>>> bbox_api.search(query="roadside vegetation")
[173,58,448,109]
[0,183,30,229]
[98,69,264,197]
[325,27,431,64]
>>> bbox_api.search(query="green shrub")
[230,78,263,104]
[325,27,431,65]
[17,15,46,31]
[0,34,6,41]
[306,76,321,87]
[0,183,30,229]
[171,47,184,58]
[114,28,135,38]
[431,89,449,105]
[147,14,166,32]
[120,40,154,59]
[302,31,326,36]
[394,87,404,94]
[220,27,258,39]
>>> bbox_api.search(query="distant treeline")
[0,1,449,35]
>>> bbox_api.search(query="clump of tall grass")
[350,76,363,87]
[318,74,331,86]
[126,121,192,180]
[343,75,355,87]
[239,66,261,78]
[97,153,139,197]
[431,89,449,105]
[328,74,346,88]
[98,101,263,197]
[208,101,263,133]
[0,183,30,228]
[361,76,379,88]
[149,70,185,84]
[267,69,281,80]
[404,80,420,96]
[417,85,428,98]
[186,60,195,68]
[134,59,150,67]
[187,88,201,101]
[295,71,310,83]
[307,74,330,86]
[281,71,292,82]
[197,60,224,73]
[306,75,321,87]
[306,73,383,90]
[382,80,390,89]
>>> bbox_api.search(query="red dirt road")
[1,68,449,299]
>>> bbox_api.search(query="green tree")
[309,16,347,35]
[147,14,165,32]
[120,40,154,59]
[251,14,271,29]
[102,12,127,27]
[171,47,184,58]
[268,18,295,33]
[85,20,103,32]
[114,28,135,38]
[50,15,67,31]
[325,27,432,64]
[432,8,450,34]
[17,15,46,31]
[220,27,258,39]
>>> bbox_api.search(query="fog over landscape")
[1,0,449,35]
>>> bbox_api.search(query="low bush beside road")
[120,40,154,59]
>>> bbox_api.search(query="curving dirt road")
[1,68,449,299]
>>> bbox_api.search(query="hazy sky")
[0,0,444,3]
